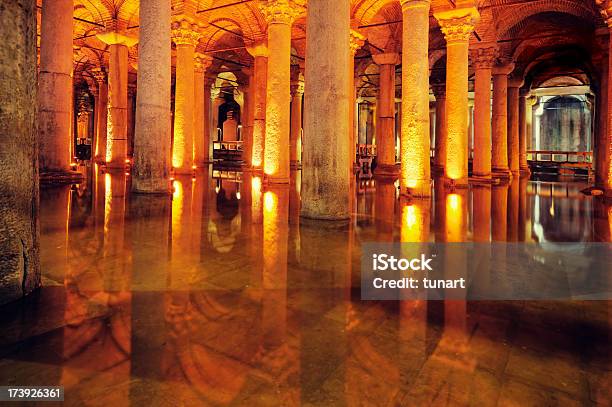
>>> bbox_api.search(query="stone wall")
[0,0,40,304]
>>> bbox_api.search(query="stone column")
[38,0,73,173]
[261,0,300,184]
[171,20,200,174]
[132,0,172,193]
[471,46,496,179]
[594,7,612,194]
[507,78,522,175]
[435,8,479,187]
[372,53,400,178]
[290,73,304,169]
[491,63,514,179]
[127,84,136,159]
[93,68,109,162]
[241,72,254,167]
[0,0,40,304]
[245,42,268,170]
[350,29,365,169]
[519,90,531,175]
[400,0,431,197]
[97,31,137,168]
[301,0,351,220]
[432,84,447,173]
[194,53,213,167]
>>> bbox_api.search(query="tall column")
[301,0,351,220]
[471,46,496,179]
[435,8,479,187]
[596,5,612,195]
[93,68,108,162]
[519,90,531,175]
[127,84,136,159]
[0,0,40,304]
[261,0,300,184]
[241,72,254,168]
[194,53,213,167]
[507,78,522,175]
[432,84,447,173]
[245,42,268,170]
[491,63,514,179]
[171,19,200,174]
[38,0,73,173]
[350,29,365,169]
[400,0,431,197]
[372,53,400,177]
[290,72,304,169]
[97,31,137,168]
[132,0,172,193]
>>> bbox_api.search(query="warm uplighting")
[400,201,429,242]
[252,176,262,191]
[264,190,277,214]
[445,193,466,242]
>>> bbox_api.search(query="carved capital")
[435,8,479,45]
[350,29,365,56]
[194,53,213,73]
[400,0,431,13]
[508,78,524,89]
[470,46,497,69]
[260,0,302,25]
[96,31,138,47]
[372,53,400,66]
[596,0,612,27]
[92,68,107,85]
[290,79,304,96]
[171,19,201,47]
[246,40,268,58]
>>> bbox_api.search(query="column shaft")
[302,0,351,219]
[38,0,73,172]
[94,71,109,161]
[290,83,304,168]
[518,93,530,174]
[107,43,129,167]
[507,83,521,174]
[173,43,196,173]
[132,0,172,193]
[349,30,365,170]
[433,87,447,172]
[472,58,493,178]
[492,64,514,178]
[251,54,268,170]
[373,55,399,177]
[194,68,205,166]
[400,0,431,196]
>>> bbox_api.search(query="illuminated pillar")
[435,7,479,187]
[245,42,268,170]
[97,32,137,168]
[471,46,496,179]
[302,0,350,220]
[171,20,200,174]
[373,53,400,177]
[350,29,366,169]
[432,84,447,173]
[400,0,431,196]
[519,90,531,175]
[491,63,514,179]
[261,0,300,184]
[132,0,172,193]
[127,84,136,158]
[39,0,73,173]
[507,79,522,175]
[597,4,612,196]
[290,73,304,169]
[93,68,108,162]
[241,73,254,168]
[194,53,213,167]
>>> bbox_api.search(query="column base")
[374,163,400,179]
[444,177,469,190]
[519,167,531,177]
[40,169,84,185]
[492,168,513,181]
[401,180,432,198]
[264,174,290,185]
[469,174,496,185]
[290,160,302,170]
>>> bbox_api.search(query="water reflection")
[0,167,610,405]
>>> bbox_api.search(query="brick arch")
[200,18,246,52]
[206,2,267,45]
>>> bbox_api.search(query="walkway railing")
[527,150,592,166]
[213,140,243,152]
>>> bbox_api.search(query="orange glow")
[104,173,112,234]
[252,176,262,191]
[445,193,466,242]
[172,131,185,169]
[400,200,430,242]
[264,190,277,214]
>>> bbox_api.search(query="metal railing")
[357,144,377,157]
[527,150,592,165]
[213,140,243,152]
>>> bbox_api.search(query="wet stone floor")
[0,165,610,406]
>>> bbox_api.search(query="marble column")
[432,84,447,174]
[471,46,496,179]
[261,0,300,184]
[400,0,431,197]
[372,53,400,178]
[301,0,351,220]
[507,78,522,175]
[241,72,254,168]
[0,0,40,304]
[171,20,200,174]
[350,29,365,169]
[132,0,172,193]
[93,68,109,162]
[38,0,73,173]
[194,53,213,167]
[518,90,531,175]
[491,63,514,179]
[245,42,268,170]
[127,84,136,159]
[290,73,304,169]
[435,8,479,187]
[595,5,612,195]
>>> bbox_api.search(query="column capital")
[194,53,213,73]
[171,19,201,47]
[596,0,612,27]
[372,52,400,66]
[399,0,431,12]
[350,29,365,56]
[96,31,138,47]
[246,40,269,58]
[260,0,303,25]
[435,8,479,44]
[290,79,304,96]
[470,45,497,69]
[508,77,524,89]
[492,62,515,76]
[128,84,137,98]
[431,83,446,99]
[92,68,107,85]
